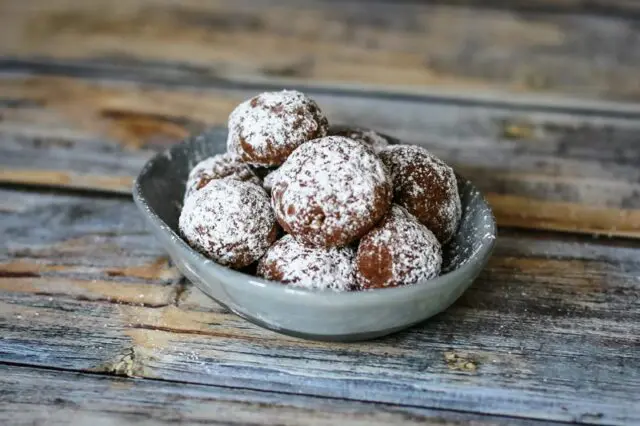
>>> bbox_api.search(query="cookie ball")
[184,153,261,201]
[227,90,329,167]
[329,125,393,153]
[257,235,356,291]
[356,205,442,289]
[179,180,278,269]
[272,136,392,248]
[379,145,461,244]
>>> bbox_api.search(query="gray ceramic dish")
[133,128,497,341]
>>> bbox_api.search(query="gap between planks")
[2,56,640,117]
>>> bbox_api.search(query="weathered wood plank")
[1,0,639,101]
[1,75,639,237]
[1,188,638,424]
[3,290,637,424]
[0,189,182,307]
[376,0,640,17]
[0,364,555,426]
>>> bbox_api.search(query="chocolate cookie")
[356,205,442,289]
[227,90,329,166]
[257,234,356,291]
[329,125,392,153]
[272,136,392,248]
[179,180,278,268]
[184,153,260,202]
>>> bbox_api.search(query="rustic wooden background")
[1,1,639,425]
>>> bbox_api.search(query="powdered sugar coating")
[184,153,261,202]
[357,205,442,289]
[272,136,392,248]
[329,125,391,153]
[379,145,461,244]
[262,169,280,194]
[179,180,278,269]
[257,235,356,291]
[227,90,329,166]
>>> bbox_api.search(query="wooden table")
[1,1,639,424]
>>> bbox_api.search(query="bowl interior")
[136,128,229,232]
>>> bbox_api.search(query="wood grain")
[1,188,638,424]
[1,75,639,237]
[0,189,182,307]
[1,0,639,100]
[0,364,555,426]
[376,1,640,17]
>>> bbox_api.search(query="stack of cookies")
[179,90,461,291]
